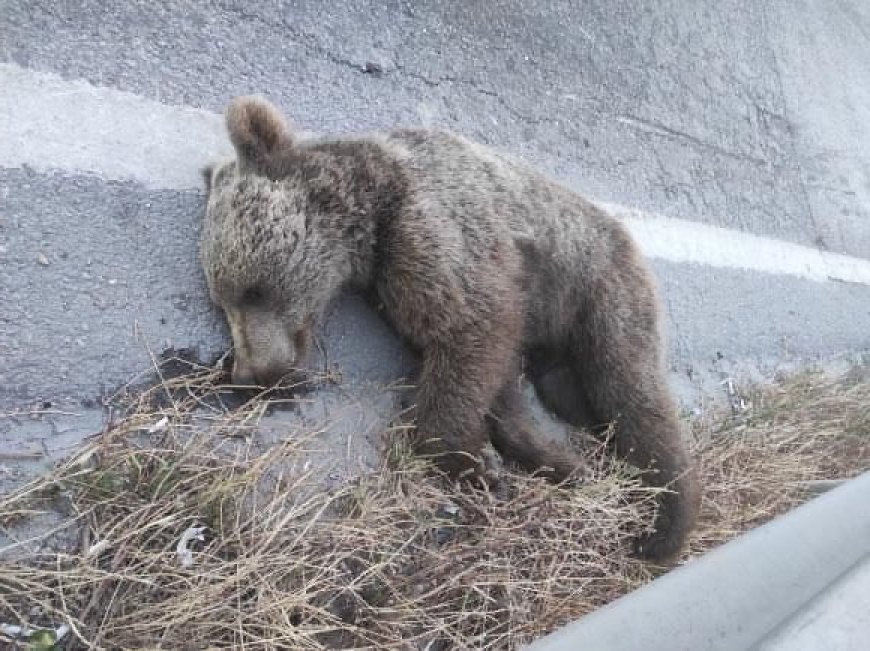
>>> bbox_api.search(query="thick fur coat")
[200,97,700,562]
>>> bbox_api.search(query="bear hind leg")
[564,296,700,563]
[487,375,590,481]
[525,348,606,434]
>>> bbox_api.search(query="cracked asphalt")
[1,1,869,497]
[7,0,869,252]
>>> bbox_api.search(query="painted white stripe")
[0,62,232,189]
[2,63,869,287]
[602,203,870,286]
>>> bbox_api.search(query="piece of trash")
[86,539,111,557]
[176,525,206,568]
[0,622,69,643]
[0,624,24,637]
[147,416,169,434]
[720,377,750,413]
[36,253,50,266]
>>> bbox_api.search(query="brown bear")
[200,96,700,563]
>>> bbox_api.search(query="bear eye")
[241,285,266,305]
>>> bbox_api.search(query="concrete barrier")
[523,472,870,651]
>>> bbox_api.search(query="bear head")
[200,97,347,388]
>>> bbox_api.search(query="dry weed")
[689,366,869,551]
[0,363,867,650]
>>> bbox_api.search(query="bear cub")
[200,96,700,563]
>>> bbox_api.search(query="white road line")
[603,203,870,286]
[0,62,232,189]
[2,62,869,287]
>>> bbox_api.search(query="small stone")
[37,252,50,266]
[433,527,455,546]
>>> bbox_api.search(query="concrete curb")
[523,471,870,651]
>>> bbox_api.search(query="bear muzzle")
[231,358,308,389]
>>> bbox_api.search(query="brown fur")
[200,96,700,563]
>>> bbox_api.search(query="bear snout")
[231,357,309,390]
[231,359,286,388]
[230,360,259,387]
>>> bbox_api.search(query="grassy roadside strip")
[1,363,867,649]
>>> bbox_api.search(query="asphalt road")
[1,1,869,491]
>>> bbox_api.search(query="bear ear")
[225,96,293,173]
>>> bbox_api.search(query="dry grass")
[0,363,868,650]
[688,364,870,552]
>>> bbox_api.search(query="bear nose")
[232,360,287,388]
[231,362,258,387]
